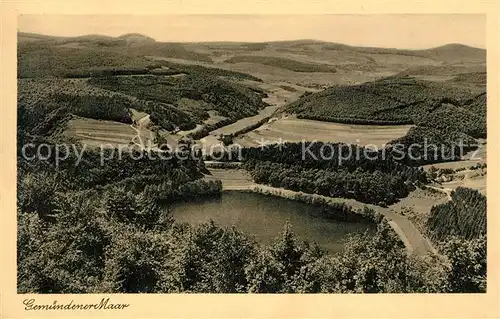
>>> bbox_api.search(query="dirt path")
[205,167,436,255]
[129,123,144,149]
[129,115,159,150]
[194,82,301,149]
[137,114,151,127]
[442,169,486,195]
[425,185,453,200]
[382,208,437,255]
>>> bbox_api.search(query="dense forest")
[387,126,479,165]
[283,75,486,165]
[18,42,158,78]
[413,187,488,293]
[18,194,486,293]
[18,70,266,135]
[209,142,427,205]
[88,74,267,129]
[18,143,209,196]
[426,187,486,242]
[215,141,425,178]
[17,36,214,77]
[283,76,484,124]
[248,161,412,205]
[414,102,486,138]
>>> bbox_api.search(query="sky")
[18,14,486,49]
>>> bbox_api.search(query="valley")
[16,29,487,294]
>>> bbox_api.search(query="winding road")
[129,114,158,150]
[425,185,453,200]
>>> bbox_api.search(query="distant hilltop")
[17,31,485,52]
[117,33,156,43]
[18,32,156,43]
[17,31,486,79]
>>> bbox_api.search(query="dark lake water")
[170,191,375,253]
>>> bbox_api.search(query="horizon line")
[17,31,487,51]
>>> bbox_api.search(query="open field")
[389,188,449,218]
[422,139,487,171]
[234,117,413,147]
[441,169,487,195]
[204,168,256,190]
[422,159,485,171]
[66,116,155,149]
[66,117,136,148]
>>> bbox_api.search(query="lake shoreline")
[170,191,377,253]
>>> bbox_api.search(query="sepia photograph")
[2,2,500,316]
[13,13,489,295]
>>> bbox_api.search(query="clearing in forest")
[235,117,413,147]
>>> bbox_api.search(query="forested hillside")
[409,187,488,293]
[283,75,486,165]
[18,78,141,139]
[248,161,413,205]
[211,142,427,205]
[18,73,266,136]
[88,74,267,129]
[18,29,268,135]
[388,126,479,165]
[18,195,485,293]
[18,41,157,78]
[426,187,486,242]
[284,76,484,125]
[17,33,215,77]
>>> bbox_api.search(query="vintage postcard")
[1,0,499,318]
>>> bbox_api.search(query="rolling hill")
[320,42,485,64]
[283,75,485,125]
[87,73,268,129]
[17,32,213,77]
[17,32,487,159]
[17,32,275,148]
[18,32,486,86]
[281,74,486,164]
[415,43,486,64]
